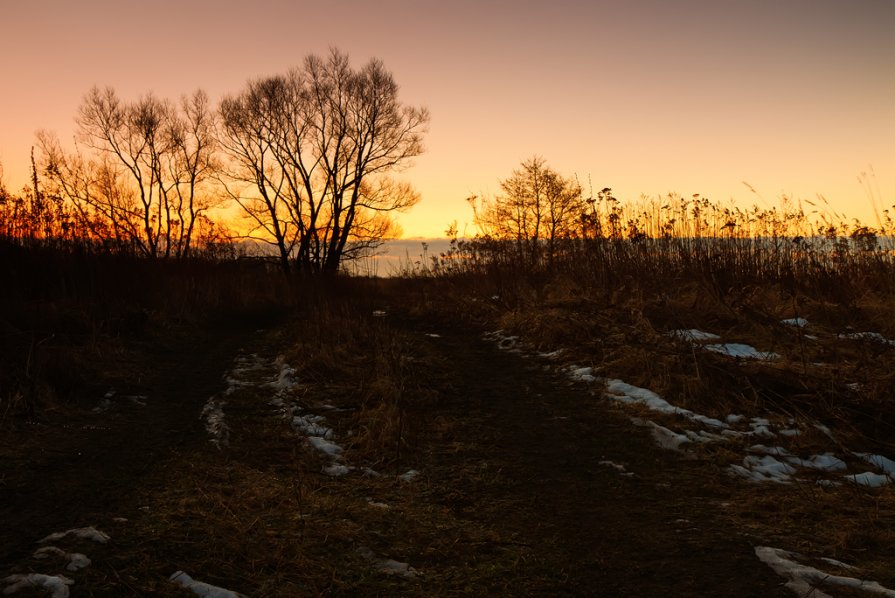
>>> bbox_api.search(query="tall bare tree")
[218,48,428,274]
[39,87,218,256]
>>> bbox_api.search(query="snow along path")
[2,574,74,598]
[406,319,787,594]
[201,353,271,448]
[170,571,247,598]
[755,546,895,597]
[1,525,108,597]
[485,329,895,488]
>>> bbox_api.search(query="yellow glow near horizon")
[1,0,892,239]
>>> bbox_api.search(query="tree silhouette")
[469,157,584,266]
[38,88,219,257]
[218,48,428,274]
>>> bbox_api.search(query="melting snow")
[39,527,110,544]
[838,331,895,346]
[483,330,521,351]
[357,547,421,579]
[380,559,421,578]
[2,574,74,598]
[307,436,343,457]
[782,318,809,327]
[704,343,779,360]
[636,420,690,452]
[323,464,353,477]
[266,358,298,391]
[755,546,895,597]
[670,329,721,342]
[855,453,895,475]
[201,398,229,449]
[169,571,247,598]
[568,366,597,383]
[847,472,892,488]
[605,379,728,429]
[399,469,420,482]
[33,547,91,571]
[293,415,333,439]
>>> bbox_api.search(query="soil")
[0,307,793,596]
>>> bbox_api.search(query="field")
[2,198,895,597]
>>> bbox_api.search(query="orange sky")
[1,0,892,238]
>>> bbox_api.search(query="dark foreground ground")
[0,299,805,597]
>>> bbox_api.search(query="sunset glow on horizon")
[1,0,892,239]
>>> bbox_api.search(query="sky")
[0,0,892,238]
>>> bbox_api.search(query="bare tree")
[218,48,428,274]
[39,87,219,256]
[469,157,584,265]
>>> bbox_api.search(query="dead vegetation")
[3,191,895,595]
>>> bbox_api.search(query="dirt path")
[1,307,793,596]
[397,312,788,596]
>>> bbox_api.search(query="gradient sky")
[1,0,892,238]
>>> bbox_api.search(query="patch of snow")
[730,455,796,483]
[201,398,229,449]
[847,471,892,488]
[425,333,441,338]
[782,318,809,327]
[704,343,779,360]
[372,310,387,317]
[323,464,353,477]
[538,349,564,359]
[598,460,628,473]
[292,415,333,439]
[39,527,110,545]
[366,499,390,509]
[230,353,265,374]
[726,414,746,424]
[749,418,776,438]
[307,436,343,457]
[793,453,847,472]
[685,430,726,443]
[814,422,835,440]
[398,469,420,482]
[482,330,521,351]
[267,359,298,391]
[379,558,421,579]
[838,331,895,346]
[33,547,91,571]
[604,379,728,429]
[755,546,895,598]
[356,547,421,579]
[819,557,856,570]
[854,453,895,475]
[568,366,597,383]
[670,329,721,342]
[641,421,690,452]
[2,574,74,598]
[169,571,247,598]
